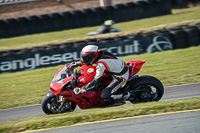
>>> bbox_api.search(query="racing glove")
[73,87,87,95]
[69,62,80,69]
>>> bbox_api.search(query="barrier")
[171,0,200,8]
[169,27,188,49]
[183,26,200,46]
[1,24,200,73]
[0,0,171,38]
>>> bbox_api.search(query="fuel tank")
[78,66,97,86]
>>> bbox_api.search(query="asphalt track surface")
[25,109,200,133]
[0,83,199,122]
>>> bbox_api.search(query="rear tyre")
[41,91,76,114]
[128,75,164,103]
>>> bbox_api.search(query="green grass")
[0,7,200,133]
[0,7,200,50]
[0,46,199,109]
[0,97,200,133]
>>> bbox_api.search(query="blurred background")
[0,0,200,72]
[0,0,167,20]
[0,0,200,110]
[1,0,200,20]
[0,0,200,38]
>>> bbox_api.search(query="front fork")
[56,95,66,111]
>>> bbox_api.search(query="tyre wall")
[0,0,171,38]
[171,0,200,9]
[0,24,200,73]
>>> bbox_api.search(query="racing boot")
[113,92,130,106]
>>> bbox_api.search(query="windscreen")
[53,66,71,83]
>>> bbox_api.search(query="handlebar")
[65,65,78,81]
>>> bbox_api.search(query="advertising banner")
[0,34,173,73]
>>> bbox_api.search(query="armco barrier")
[1,24,200,73]
[0,0,171,38]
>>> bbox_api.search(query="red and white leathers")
[95,50,129,101]
[78,50,129,102]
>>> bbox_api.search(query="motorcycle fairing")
[50,65,74,95]
[49,60,146,108]
[65,91,104,109]
[50,76,74,95]
[127,60,146,78]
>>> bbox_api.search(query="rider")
[97,20,115,34]
[70,45,130,105]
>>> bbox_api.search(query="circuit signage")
[0,36,172,72]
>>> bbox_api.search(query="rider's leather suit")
[74,50,129,102]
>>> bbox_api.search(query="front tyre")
[41,91,76,115]
[128,75,164,103]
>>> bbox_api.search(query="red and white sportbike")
[41,60,164,114]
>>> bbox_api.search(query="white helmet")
[81,45,99,66]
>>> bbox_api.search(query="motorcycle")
[87,27,121,36]
[41,60,164,114]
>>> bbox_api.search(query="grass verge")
[0,97,200,133]
[0,46,200,109]
[0,7,200,50]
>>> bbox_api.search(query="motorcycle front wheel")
[41,91,76,115]
[128,75,164,103]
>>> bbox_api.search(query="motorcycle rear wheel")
[128,75,164,103]
[41,91,76,114]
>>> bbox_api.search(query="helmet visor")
[82,53,95,66]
